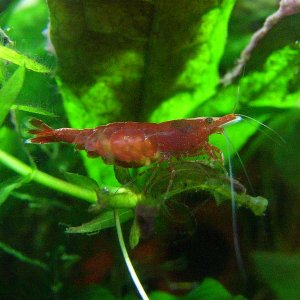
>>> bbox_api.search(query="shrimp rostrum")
[27,114,241,168]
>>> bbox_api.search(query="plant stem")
[0,240,48,271]
[0,149,97,203]
[114,209,149,300]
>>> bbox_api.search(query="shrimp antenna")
[232,86,241,114]
[237,114,286,145]
[224,130,247,281]
[225,135,256,196]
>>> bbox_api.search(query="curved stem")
[0,149,97,203]
[114,209,149,300]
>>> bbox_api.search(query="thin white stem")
[114,209,149,300]
[223,131,247,281]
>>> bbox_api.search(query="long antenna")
[224,130,247,282]
[237,114,286,144]
[225,135,255,196]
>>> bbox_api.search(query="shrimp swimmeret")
[26,114,241,167]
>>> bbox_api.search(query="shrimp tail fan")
[26,118,57,144]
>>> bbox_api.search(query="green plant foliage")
[64,171,100,192]
[0,66,25,125]
[0,149,98,203]
[150,278,246,300]
[78,278,245,300]
[10,104,58,117]
[65,209,134,234]
[0,176,27,206]
[253,252,300,300]
[129,217,141,249]
[3,0,49,55]
[195,44,300,156]
[0,45,50,73]
[0,240,48,271]
[140,161,268,216]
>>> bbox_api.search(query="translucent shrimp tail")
[224,130,247,282]
[26,118,56,144]
[26,118,84,145]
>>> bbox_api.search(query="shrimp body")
[27,114,240,168]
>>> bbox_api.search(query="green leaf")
[0,66,25,126]
[185,278,246,300]
[150,278,246,300]
[64,172,100,192]
[0,45,50,73]
[65,208,134,234]
[11,105,58,117]
[253,251,300,300]
[129,217,141,249]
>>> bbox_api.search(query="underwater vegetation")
[0,0,300,299]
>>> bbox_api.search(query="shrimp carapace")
[27,114,241,168]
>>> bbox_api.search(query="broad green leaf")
[149,0,235,122]
[47,0,236,184]
[0,240,48,270]
[185,278,246,300]
[65,208,134,234]
[0,66,25,126]
[0,45,50,73]
[253,251,300,300]
[11,105,58,117]
[150,278,246,300]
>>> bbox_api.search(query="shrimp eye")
[205,117,214,124]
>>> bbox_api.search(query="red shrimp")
[26,114,241,168]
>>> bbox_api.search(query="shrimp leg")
[202,142,224,164]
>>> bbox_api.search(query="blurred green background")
[0,0,300,299]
